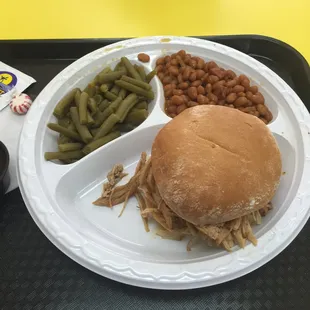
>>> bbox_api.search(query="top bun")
[151,105,282,226]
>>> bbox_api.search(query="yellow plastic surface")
[2,0,310,62]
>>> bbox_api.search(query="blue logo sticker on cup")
[0,71,17,95]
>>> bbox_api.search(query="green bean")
[93,94,103,105]
[100,84,109,93]
[124,109,148,126]
[99,99,110,112]
[74,89,81,106]
[135,65,147,81]
[110,84,121,95]
[83,83,97,97]
[114,123,136,132]
[58,135,72,144]
[93,67,111,84]
[83,131,121,155]
[44,150,84,161]
[47,123,83,142]
[146,69,157,83]
[90,128,100,136]
[70,107,93,143]
[115,93,138,122]
[79,92,89,125]
[88,98,97,115]
[134,101,148,110]
[115,80,154,100]
[114,62,125,71]
[118,88,127,99]
[53,88,79,118]
[121,57,142,81]
[109,97,122,112]
[58,117,72,128]
[120,75,152,90]
[94,114,120,140]
[87,111,95,126]
[67,123,77,132]
[98,70,126,84]
[103,91,118,101]
[58,143,84,152]
[92,107,113,128]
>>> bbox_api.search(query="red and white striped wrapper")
[9,94,33,115]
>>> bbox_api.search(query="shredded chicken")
[93,153,272,252]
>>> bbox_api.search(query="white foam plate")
[17,36,310,289]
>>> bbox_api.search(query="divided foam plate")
[17,36,310,290]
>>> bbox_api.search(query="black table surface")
[1,36,310,309]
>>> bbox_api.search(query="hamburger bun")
[151,105,282,226]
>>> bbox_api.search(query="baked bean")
[169,113,177,118]
[188,101,199,107]
[171,77,178,85]
[183,67,191,80]
[260,117,268,124]
[189,59,197,69]
[177,50,186,58]
[171,59,178,66]
[184,55,191,64]
[237,92,246,97]
[156,65,164,73]
[202,73,209,83]
[207,75,219,84]
[232,85,245,93]
[177,73,183,84]
[173,89,183,96]
[252,93,265,105]
[165,62,172,69]
[203,63,209,72]
[138,53,150,63]
[197,95,209,104]
[226,93,237,103]
[241,79,250,90]
[156,57,165,65]
[246,91,253,100]
[165,89,173,97]
[256,104,268,116]
[167,104,177,114]
[249,86,258,94]
[208,61,218,69]
[176,104,187,115]
[208,93,218,103]
[197,58,205,69]
[209,101,217,105]
[188,87,198,100]
[239,106,257,113]
[182,95,189,104]
[234,97,248,107]
[209,67,225,79]
[189,72,197,82]
[168,66,179,76]
[191,80,202,87]
[239,74,250,83]
[171,95,184,106]
[164,55,171,63]
[213,86,226,100]
[197,85,205,95]
[265,109,273,122]
[171,53,177,59]
[213,80,226,89]
[218,100,226,106]
[196,69,205,79]
[226,79,237,88]
[225,70,237,79]
[178,82,189,90]
[205,83,212,93]
[226,87,233,95]
[248,101,253,106]
[157,72,165,80]
[253,111,260,117]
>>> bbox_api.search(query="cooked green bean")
[79,92,89,125]
[90,128,100,136]
[120,75,152,90]
[58,134,72,144]
[100,84,109,93]
[114,62,125,72]
[58,143,84,152]
[87,111,95,126]
[135,65,147,82]
[110,84,121,95]
[134,101,148,110]
[109,97,122,112]
[47,123,83,142]
[98,70,126,84]
[121,57,142,81]
[83,131,121,155]
[118,88,127,99]
[115,80,154,100]
[124,109,148,125]
[44,150,84,161]
[83,83,97,97]
[93,67,111,84]
[88,98,97,115]
[74,89,81,106]
[93,94,103,105]
[146,69,157,83]
[67,123,77,132]
[58,117,72,128]
[53,88,79,118]
[99,99,110,112]
[93,107,113,128]
[114,123,136,132]
[103,91,118,101]
[115,93,138,122]
[70,107,93,143]
[94,114,120,140]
